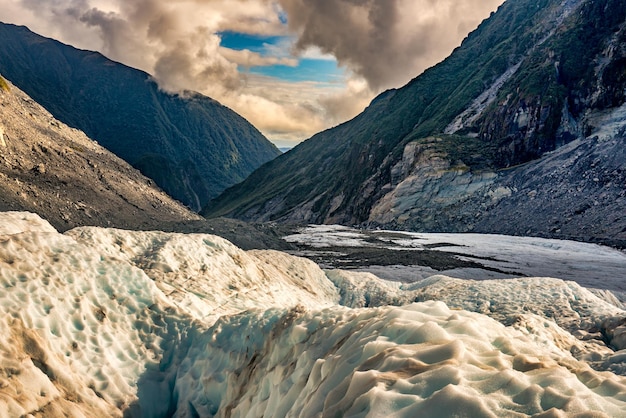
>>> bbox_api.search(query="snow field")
[1,212,626,417]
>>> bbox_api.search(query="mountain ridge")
[0,22,281,211]
[0,74,204,231]
[203,0,626,245]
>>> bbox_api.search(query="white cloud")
[298,45,338,61]
[278,0,505,91]
[220,47,298,69]
[228,75,348,147]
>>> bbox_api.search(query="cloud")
[319,77,373,126]
[220,47,299,69]
[3,0,504,145]
[228,75,339,146]
[152,28,243,95]
[278,0,504,91]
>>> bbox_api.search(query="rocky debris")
[366,132,626,247]
[469,134,626,247]
[0,75,202,232]
[33,163,45,174]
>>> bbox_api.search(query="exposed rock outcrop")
[368,141,498,227]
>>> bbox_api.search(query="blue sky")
[219,31,344,84]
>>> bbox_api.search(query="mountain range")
[0,74,296,251]
[203,0,626,246]
[0,22,280,212]
[1,1,626,416]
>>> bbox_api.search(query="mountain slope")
[0,75,298,249]
[401,132,626,246]
[0,74,204,231]
[0,23,280,211]
[203,0,626,244]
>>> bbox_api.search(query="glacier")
[284,225,626,298]
[0,212,626,417]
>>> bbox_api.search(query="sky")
[2,0,504,148]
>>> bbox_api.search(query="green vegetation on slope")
[475,0,626,165]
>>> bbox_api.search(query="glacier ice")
[0,212,625,417]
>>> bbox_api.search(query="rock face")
[470,0,626,166]
[365,132,626,247]
[0,75,202,231]
[367,140,499,227]
[204,0,626,245]
[0,23,280,211]
[470,133,626,245]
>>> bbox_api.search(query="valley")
[204,0,626,248]
[0,0,625,416]
[0,23,280,211]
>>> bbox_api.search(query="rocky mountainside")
[204,0,626,245]
[367,131,626,247]
[0,74,204,231]
[0,23,280,211]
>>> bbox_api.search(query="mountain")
[0,74,206,231]
[0,23,281,211]
[203,0,626,245]
[1,211,625,416]
[0,74,299,249]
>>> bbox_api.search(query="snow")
[1,212,626,417]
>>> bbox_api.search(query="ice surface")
[0,213,184,416]
[1,212,626,417]
[328,271,626,369]
[172,302,626,417]
[285,225,626,294]
[0,211,57,235]
[284,224,370,248]
[66,227,340,321]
